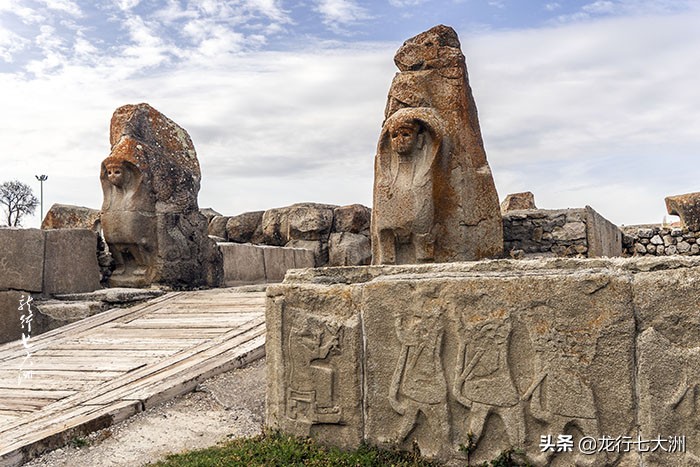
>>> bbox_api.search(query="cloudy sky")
[1,0,699,228]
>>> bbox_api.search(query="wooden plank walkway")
[0,288,267,467]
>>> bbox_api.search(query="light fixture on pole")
[35,174,48,223]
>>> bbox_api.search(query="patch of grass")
[150,430,440,467]
[477,447,531,467]
[69,437,89,448]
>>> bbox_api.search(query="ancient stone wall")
[622,224,700,257]
[0,228,101,344]
[503,206,622,258]
[266,257,700,465]
[213,203,372,268]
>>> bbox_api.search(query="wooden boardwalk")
[0,288,267,467]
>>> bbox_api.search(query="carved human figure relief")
[286,313,343,426]
[452,314,525,448]
[522,320,599,466]
[389,304,450,447]
[372,107,447,265]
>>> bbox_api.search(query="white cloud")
[243,0,289,23]
[38,0,82,17]
[388,0,427,7]
[468,12,700,224]
[0,22,29,61]
[583,1,616,14]
[544,2,561,11]
[2,6,700,229]
[115,0,141,11]
[315,0,370,28]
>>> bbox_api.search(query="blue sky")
[1,0,700,228]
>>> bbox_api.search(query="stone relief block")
[361,271,635,465]
[266,283,363,448]
[638,328,700,465]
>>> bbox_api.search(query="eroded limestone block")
[200,207,222,225]
[226,211,264,244]
[666,192,700,231]
[100,103,222,288]
[328,232,371,266]
[0,228,44,292]
[333,204,371,235]
[371,25,503,265]
[262,246,297,282]
[0,290,28,344]
[41,204,101,231]
[208,216,230,240]
[286,239,328,267]
[501,192,537,212]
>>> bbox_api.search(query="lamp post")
[35,175,48,223]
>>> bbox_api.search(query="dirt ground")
[24,358,266,467]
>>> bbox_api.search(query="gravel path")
[24,358,266,467]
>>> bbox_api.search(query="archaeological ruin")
[4,21,700,467]
[264,24,700,466]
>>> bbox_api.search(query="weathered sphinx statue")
[100,103,222,288]
[372,25,503,264]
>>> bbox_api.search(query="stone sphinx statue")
[100,158,156,282]
[100,103,222,288]
[373,107,446,264]
[371,25,503,264]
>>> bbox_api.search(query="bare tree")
[0,180,39,227]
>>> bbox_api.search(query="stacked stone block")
[503,206,622,258]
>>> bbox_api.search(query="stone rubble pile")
[622,225,700,256]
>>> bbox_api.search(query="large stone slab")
[371,25,503,265]
[268,257,700,465]
[219,243,266,286]
[43,229,101,295]
[262,246,297,283]
[0,228,45,292]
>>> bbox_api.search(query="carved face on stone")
[390,121,422,157]
[105,162,129,188]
